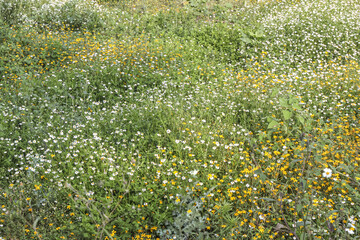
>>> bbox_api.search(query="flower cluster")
[0,0,359,239]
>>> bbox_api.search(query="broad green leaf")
[282,110,292,120]
[241,33,252,44]
[305,124,312,131]
[297,115,305,125]
[282,124,288,133]
[279,97,288,108]
[289,95,297,104]
[225,3,233,8]
[296,204,303,212]
[292,104,302,111]
[271,88,279,98]
[254,29,264,38]
[268,120,279,129]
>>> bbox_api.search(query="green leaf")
[290,159,303,167]
[288,95,297,104]
[279,97,288,108]
[32,216,41,230]
[271,88,279,98]
[296,204,303,212]
[282,110,292,120]
[225,3,233,8]
[241,33,252,44]
[268,120,279,129]
[304,124,312,131]
[300,232,306,240]
[254,169,267,181]
[296,221,311,227]
[292,104,302,111]
[282,124,288,134]
[0,124,5,137]
[297,115,305,125]
[254,29,264,38]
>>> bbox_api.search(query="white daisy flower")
[322,168,332,178]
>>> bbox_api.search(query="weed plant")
[0,0,360,239]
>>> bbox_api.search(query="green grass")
[1,0,360,239]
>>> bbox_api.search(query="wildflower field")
[1,0,360,239]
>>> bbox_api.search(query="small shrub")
[31,0,104,31]
[157,191,214,239]
[59,0,104,31]
[0,0,26,25]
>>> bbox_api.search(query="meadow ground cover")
[0,0,360,239]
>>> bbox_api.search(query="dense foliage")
[1,0,359,239]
